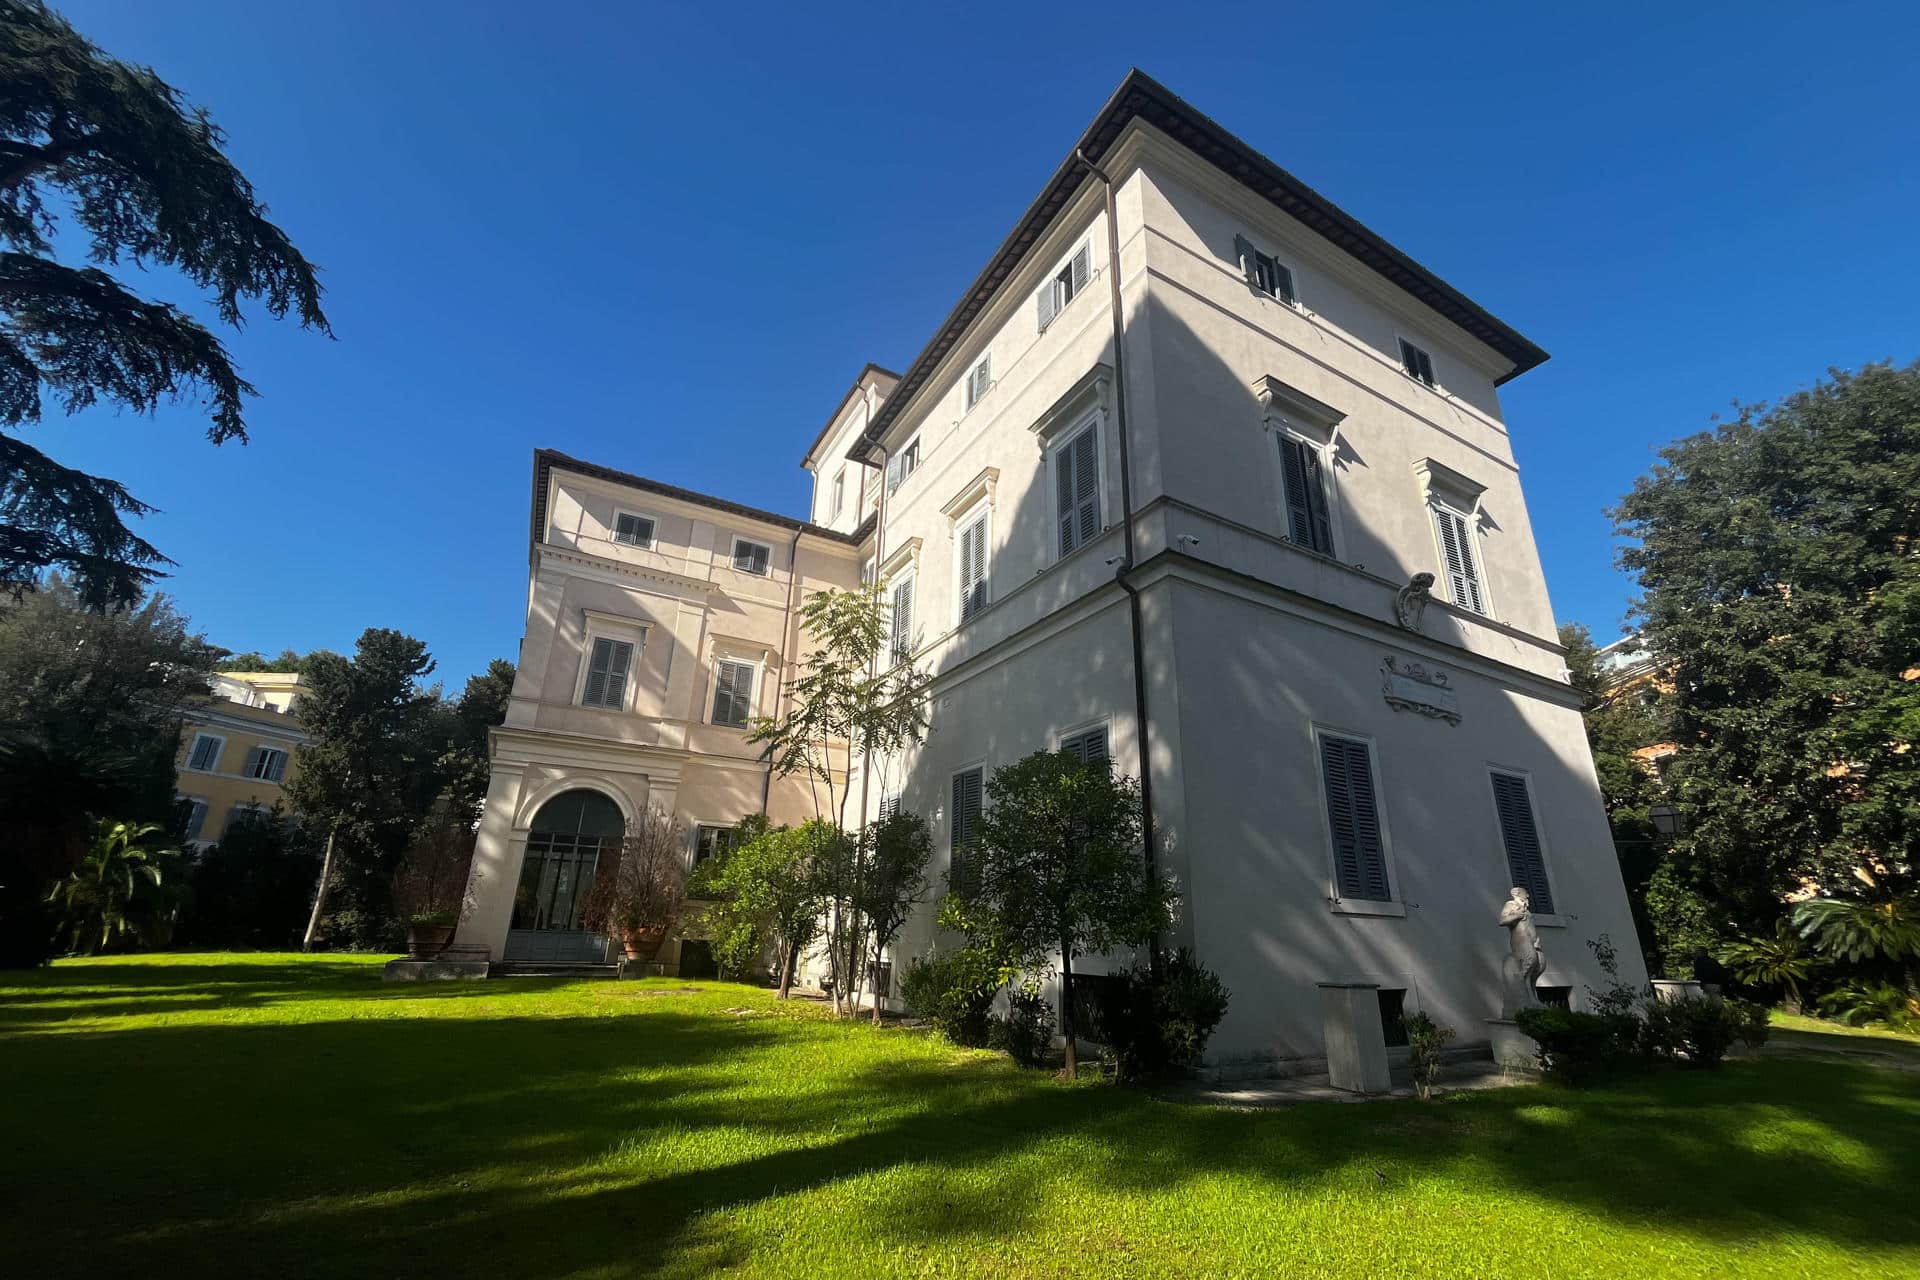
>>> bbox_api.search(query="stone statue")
[1497,886,1545,1017]
[1394,572,1435,631]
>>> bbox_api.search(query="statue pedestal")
[1486,1019,1537,1073]
[1650,980,1704,1003]
[1317,982,1390,1094]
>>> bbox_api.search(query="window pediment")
[1413,457,1486,511]
[1252,375,1345,446]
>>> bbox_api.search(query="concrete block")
[1318,982,1390,1094]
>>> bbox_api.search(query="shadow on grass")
[3,970,1919,1277]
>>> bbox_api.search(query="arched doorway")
[504,789,624,962]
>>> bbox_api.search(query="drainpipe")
[1075,147,1160,968]
[762,524,805,814]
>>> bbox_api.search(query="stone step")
[487,962,620,980]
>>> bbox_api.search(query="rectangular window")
[832,470,845,516]
[1490,771,1555,914]
[242,745,289,782]
[949,766,984,896]
[226,802,267,831]
[886,436,922,493]
[870,959,894,998]
[1318,731,1391,901]
[1060,724,1109,767]
[1378,989,1410,1048]
[732,539,771,575]
[1399,338,1436,387]
[711,658,755,728]
[1054,422,1101,558]
[613,512,655,547]
[965,355,991,410]
[1278,435,1335,555]
[186,733,224,773]
[1036,244,1091,332]
[957,512,988,623]
[878,794,901,821]
[1236,234,1296,304]
[890,573,915,664]
[693,824,739,866]
[1430,501,1486,614]
[581,637,634,710]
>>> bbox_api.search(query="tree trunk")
[1059,941,1078,1078]
[778,939,798,999]
[301,825,339,953]
[870,933,888,1025]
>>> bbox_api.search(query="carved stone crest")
[1381,654,1460,724]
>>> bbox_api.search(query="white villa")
[451,70,1648,1068]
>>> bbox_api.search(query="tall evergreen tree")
[1613,359,1920,970]
[0,0,329,607]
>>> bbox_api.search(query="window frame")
[1236,233,1299,307]
[611,508,658,550]
[952,501,991,626]
[709,654,761,729]
[963,354,992,412]
[1036,242,1091,333]
[888,566,917,665]
[832,469,846,518]
[888,434,923,494]
[1397,335,1438,388]
[185,732,226,774]
[1427,495,1491,617]
[730,537,773,577]
[1048,413,1107,562]
[1056,719,1111,767]
[1485,764,1562,922]
[180,795,209,842]
[244,744,290,783]
[573,619,647,712]
[1309,724,1403,914]
[1271,424,1339,557]
[690,822,740,869]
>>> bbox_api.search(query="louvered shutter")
[583,637,612,707]
[1491,772,1554,913]
[1070,245,1090,297]
[891,576,914,661]
[240,746,264,778]
[1433,504,1485,613]
[190,736,220,771]
[1273,260,1296,304]
[1062,726,1109,767]
[879,794,900,821]
[1072,426,1101,549]
[603,640,632,707]
[1281,437,1334,554]
[968,357,990,407]
[713,659,751,726]
[950,768,983,896]
[1320,735,1390,901]
[959,517,987,621]
[261,749,287,782]
[886,452,903,492]
[1037,276,1060,331]
[1056,438,1078,554]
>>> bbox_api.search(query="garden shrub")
[1641,994,1751,1069]
[900,948,1001,1048]
[1513,1006,1641,1085]
[1403,1012,1457,1100]
[1817,981,1920,1033]
[1100,948,1231,1083]
[991,985,1053,1068]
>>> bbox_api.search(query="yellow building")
[174,672,309,846]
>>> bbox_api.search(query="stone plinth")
[1651,980,1705,1003]
[383,957,489,981]
[1317,981,1389,1094]
[1486,1019,1537,1073]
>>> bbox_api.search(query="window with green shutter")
[1318,732,1391,901]
[1278,435,1334,555]
[1054,421,1101,558]
[1235,233,1296,305]
[1060,724,1109,767]
[957,513,988,623]
[891,573,915,663]
[965,355,992,410]
[1399,338,1436,386]
[711,658,754,728]
[581,637,634,709]
[186,733,224,772]
[949,766,984,897]
[1431,501,1486,614]
[1036,243,1090,332]
[1490,771,1554,913]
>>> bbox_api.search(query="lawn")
[3,956,1918,1279]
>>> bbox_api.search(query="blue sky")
[44,1,1920,684]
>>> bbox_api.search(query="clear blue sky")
[45,1,1920,684]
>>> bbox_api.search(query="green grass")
[4,955,1919,1279]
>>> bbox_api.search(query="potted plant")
[581,804,688,962]
[392,803,478,960]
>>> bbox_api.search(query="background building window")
[1399,338,1436,387]
[693,824,739,866]
[186,733,223,772]
[241,745,289,782]
[613,512,655,547]
[732,539,771,575]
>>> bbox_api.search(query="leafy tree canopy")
[0,0,329,607]
[1612,359,1920,956]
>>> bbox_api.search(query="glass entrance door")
[504,790,624,962]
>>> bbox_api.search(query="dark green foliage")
[1513,1007,1643,1086]
[0,574,214,963]
[221,648,332,675]
[899,949,1002,1048]
[1403,1012,1457,1101]
[178,806,319,949]
[1718,921,1820,1010]
[1817,981,1920,1032]
[857,809,933,1021]
[44,818,183,954]
[990,986,1053,1068]
[1611,360,1920,964]
[1793,887,1920,969]
[1641,996,1759,1069]
[0,0,329,605]
[1097,949,1231,1083]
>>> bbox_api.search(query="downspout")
[1075,147,1160,965]
[762,524,805,813]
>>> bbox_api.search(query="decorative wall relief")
[1381,654,1460,724]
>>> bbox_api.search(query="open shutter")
[1056,440,1078,555]
[886,452,903,493]
[1320,735,1390,901]
[950,768,983,895]
[1303,448,1334,553]
[1082,726,1109,765]
[1072,426,1101,549]
[1280,437,1316,547]
[1433,505,1485,613]
[1037,277,1060,331]
[1070,245,1090,296]
[1491,772,1554,913]
[959,517,987,620]
[603,640,632,707]
[1234,234,1257,287]
[583,638,612,706]
[892,576,914,661]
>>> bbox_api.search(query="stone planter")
[406,923,457,959]
[621,923,672,962]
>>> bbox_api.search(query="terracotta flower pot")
[622,923,671,961]
[406,924,457,959]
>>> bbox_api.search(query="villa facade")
[455,71,1648,1064]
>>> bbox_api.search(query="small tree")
[749,585,930,1014]
[688,816,827,996]
[390,793,477,928]
[580,805,687,955]
[857,809,933,1023]
[971,749,1174,1077]
[45,818,181,954]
